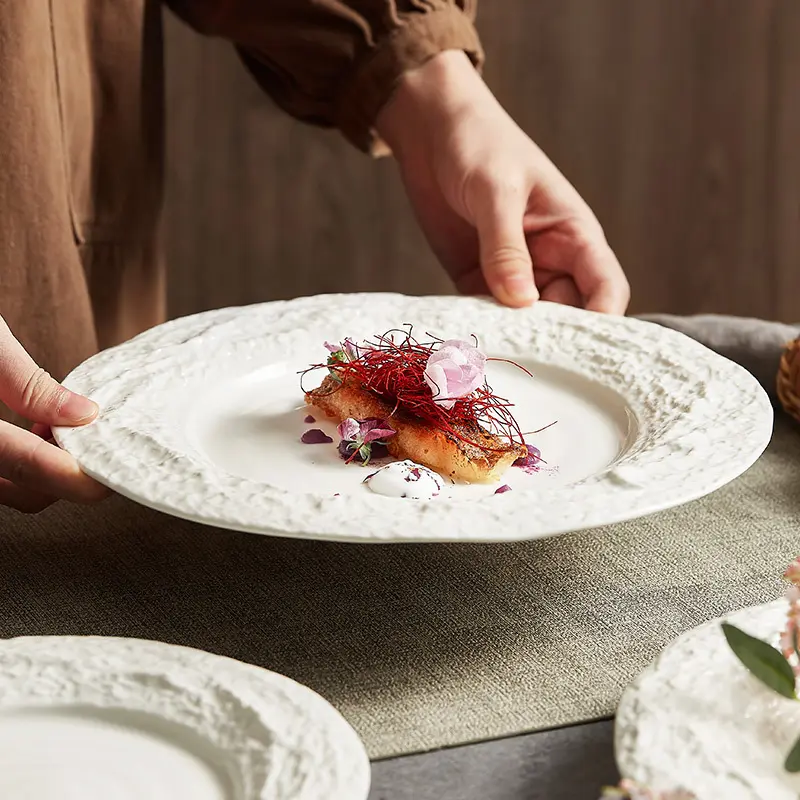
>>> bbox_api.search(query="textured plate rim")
[0,634,371,800]
[54,293,774,544]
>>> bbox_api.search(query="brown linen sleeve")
[166,0,483,154]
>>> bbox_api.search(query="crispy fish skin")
[305,376,526,483]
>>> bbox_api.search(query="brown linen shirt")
[0,0,482,421]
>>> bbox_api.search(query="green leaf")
[326,351,347,381]
[722,622,797,699]
[785,733,800,772]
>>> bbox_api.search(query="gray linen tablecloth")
[373,313,800,798]
[0,313,797,782]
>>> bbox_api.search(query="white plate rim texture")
[0,635,370,800]
[54,293,774,543]
[614,600,800,799]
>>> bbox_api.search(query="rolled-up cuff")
[335,7,484,156]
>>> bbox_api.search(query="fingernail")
[502,275,538,305]
[59,392,99,424]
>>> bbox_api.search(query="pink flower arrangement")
[423,339,486,409]
[781,560,800,675]
[600,780,695,800]
[785,557,800,585]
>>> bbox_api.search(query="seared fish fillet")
[306,376,526,483]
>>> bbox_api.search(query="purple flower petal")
[495,484,512,494]
[525,444,541,460]
[361,418,395,443]
[514,444,543,473]
[337,418,361,441]
[343,339,360,360]
[301,429,333,444]
[324,341,340,353]
[339,417,396,444]
[304,414,316,424]
[363,427,395,443]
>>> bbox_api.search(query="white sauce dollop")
[365,460,444,499]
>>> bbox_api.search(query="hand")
[376,51,630,314]
[0,316,109,512]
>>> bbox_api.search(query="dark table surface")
[368,719,619,800]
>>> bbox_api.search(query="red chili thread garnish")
[487,357,534,378]
[300,327,536,455]
[522,420,557,436]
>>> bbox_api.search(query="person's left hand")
[376,51,629,314]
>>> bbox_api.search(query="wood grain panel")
[163,15,447,320]
[477,0,776,318]
[162,1,800,321]
[770,0,800,323]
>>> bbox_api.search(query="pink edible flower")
[785,557,800,586]
[337,418,395,444]
[325,338,360,360]
[781,583,800,675]
[337,418,361,441]
[337,417,396,464]
[423,339,486,409]
[600,780,696,800]
[780,557,800,675]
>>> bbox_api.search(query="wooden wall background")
[163,1,800,322]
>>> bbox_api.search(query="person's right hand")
[0,317,110,512]
[376,51,629,314]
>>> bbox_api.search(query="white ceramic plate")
[616,601,800,799]
[0,636,369,800]
[54,294,773,543]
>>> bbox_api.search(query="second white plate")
[616,601,800,800]
[0,636,370,800]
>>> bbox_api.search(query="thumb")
[474,190,538,307]
[0,317,98,426]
